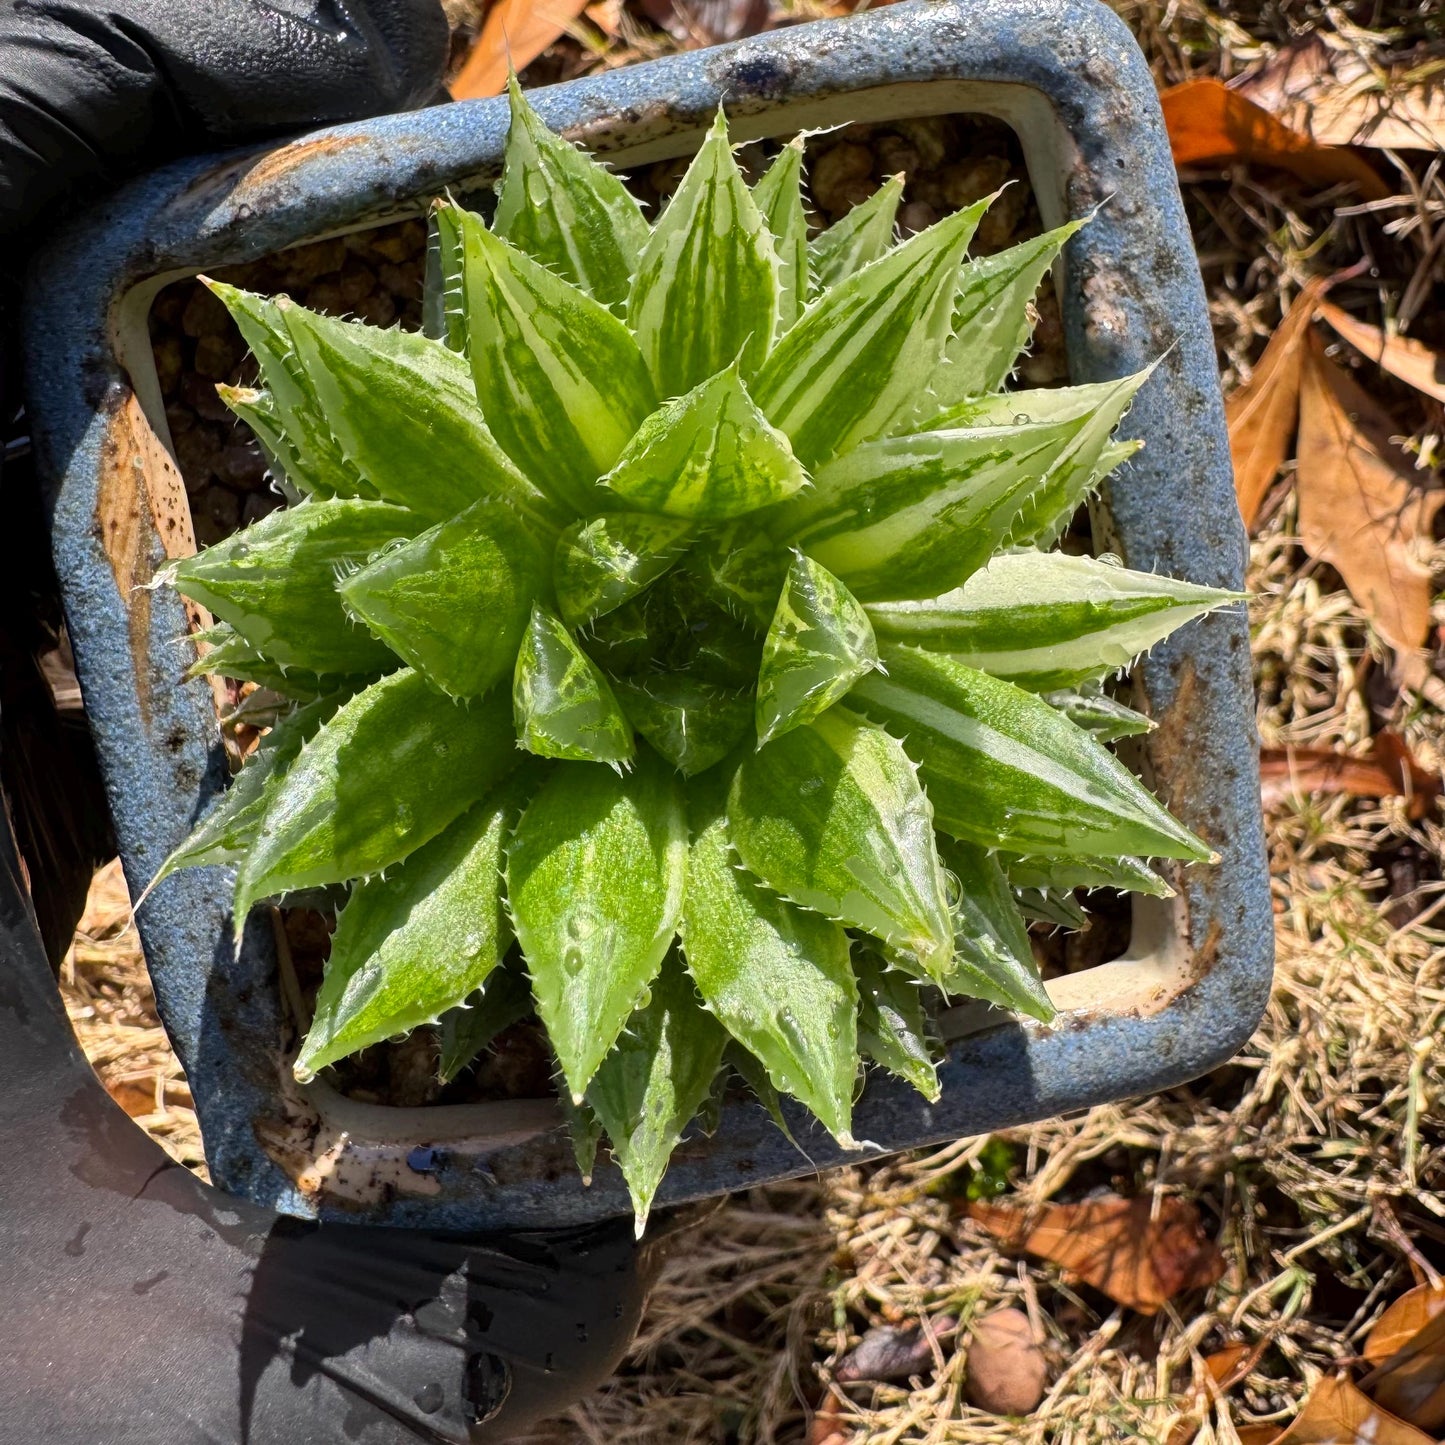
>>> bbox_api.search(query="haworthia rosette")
[613,675,753,778]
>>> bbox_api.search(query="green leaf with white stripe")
[938,837,1053,1020]
[851,647,1211,861]
[494,75,649,311]
[438,954,535,1083]
[1002,852,1173,898]
[809,173,903,295]
[586,951,727,1233]
[728,708,954,979]
[694,522,790,630]
[163,499,420,676]
[554,512,694,627]
[1044,688,1154,743]
[151,693,343,888]
[771,419,1082,603]
[204,281,369,499]
[295,769,532,1077]
[234,671,517,925]
[628,109,779,394]
[863,551,1242,692]
[339,499,549,699]
[756,551,878,744]
[854,948,938,1101]
[683,774,857,1141]
[422,201,467,352]
[508,750,687,1100]
[454,205,656,515]
[751,196,988,469]
[601,362,807,519]
[613,675,752,778]
[911,218,1086,420]
[513,605,634,764]
[923,372,1150,549]
[1015,886,1087,929]
[752,138,808,333]
[280,301,555,527]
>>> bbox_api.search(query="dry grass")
[55,0,1445,1440]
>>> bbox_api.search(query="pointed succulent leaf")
[752,138,808,333]
[613,675,752,777]
[756,550,878,744]
[234,670,517,923]
[601,363,807,520]
[438,954,536,1083]
[508,751,687,1100]
[513,605,635,764]
[280,301,555,527]
[339,500,549,699]
[938,838,1054,1020]
[454,204,656,514]
[586,952,727,1232]
[628,110,779,393]
[422,201,467,352]
[494,75,649,310]
[854,949,938,1101]
[926,372,1151,549]
[683,776,858,1140]
[204,281,369,498]
[1002,852,1173,898]
[752,196,989,469]
[914,219,1086,418]
[724,1041,796,1140]
[188,623,347,699]
[296,770,532,1077]
[693,522,790,630]
[863,552,1242,692]
[162,499,420,676]
[774,419,1082,603]
[728,708,954,979]
[1015,887,1088,930]
[152,694,343,887]
[559,1087,605,1184]
[554,513,693,628]
[808,173,904,294]
[851,647,1211,861]
[216,385,309,500]
[1044,688,1153,743]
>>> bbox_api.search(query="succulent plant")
[156,85,1237,1229]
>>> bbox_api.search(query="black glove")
[0,7,656,1440]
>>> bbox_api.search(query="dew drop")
[563,946,585,976]
[1011,413,1032,426]
[462,931,485,958]
[394,802,414,834]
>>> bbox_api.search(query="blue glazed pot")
[25,0,1271,1231]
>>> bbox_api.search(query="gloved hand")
[0,8,657,1440]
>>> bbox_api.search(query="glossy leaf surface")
[613,675,753,777]
[855,949,938,1100]
[752,138,808,333]
[553,512,693,627]
[809,174,903,294]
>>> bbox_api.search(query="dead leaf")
[637,0,773,45]
[106,1078,157,1118]
[1160,79,1390,199]
[809,1393,849,1445]
[965,1194,1225,1316]
[451,0,592,100]
[1362,1302,1445,1433]
[1244,1374,1436,1444]
[584,0,623,36]
[1234,35,1445,151]
[1259,732,1441,819]
[1226,277,1333,528]
[1235,1429,1281,1445]
[1296,331,1445,653]
[1317,301,1445,406]
[1366,1285,1445,1365]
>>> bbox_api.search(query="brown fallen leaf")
[1226,276,1333,528]
[1317,301,1445,406]
[1235,1429,1281,1445]
[1233,35,1445,152]
[1366,1284,1445,1364]
[106,1077,158,1118]
[1296,330,1445,654]
[966,1194,1225,1316]
[1165,1342,1268,1445]
[963,1309,1048,1416]
[809,1393,849,1445]
[1160,79,1390,199]
[1259,732,1441,819]
[451,0,592,100]
[1362,1301,1445,1433]
[1242,1374,1436,1444]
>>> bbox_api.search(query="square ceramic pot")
[25,0,1272,1230]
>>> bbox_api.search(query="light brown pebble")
[872,133,921,178]
[897,200,939,237]
[280,236,347,285]
[192,332,243,381]
[975,183,1028,252]
[963,1309,1047,1416]
[180,284,230,339]
[940,155,1011,211]
[152,333,184,396]
[810,141,874,213]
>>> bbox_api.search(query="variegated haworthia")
[158,86,1240,1232]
